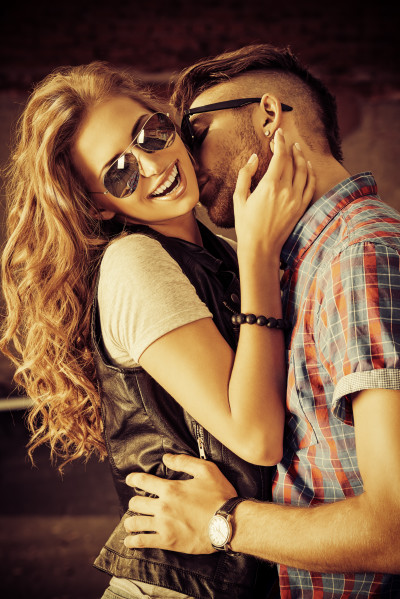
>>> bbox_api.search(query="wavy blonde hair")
[0,62,166,469]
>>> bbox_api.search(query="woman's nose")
[134,150,164,178]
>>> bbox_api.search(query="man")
[122,45,400,597]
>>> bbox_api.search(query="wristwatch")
[208,496,246,554]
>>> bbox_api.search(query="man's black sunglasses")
[181,98,293,151]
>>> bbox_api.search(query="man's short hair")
[171,44,343,162]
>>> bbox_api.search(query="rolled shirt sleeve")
[316,241,400,423]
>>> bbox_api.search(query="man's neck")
[310,155,351,205]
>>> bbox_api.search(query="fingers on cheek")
[275,134,286,155]
[293,148,303,166]
[296,161,307,180]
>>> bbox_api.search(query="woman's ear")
[97,209,116,221]
[88,205,116,221]
[259,93,283,139]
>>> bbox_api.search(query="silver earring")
[265,130,271,137]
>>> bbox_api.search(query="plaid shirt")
[274,173,400,598]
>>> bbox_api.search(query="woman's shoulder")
[99,232,199,302]
[104,232,165,257]
[97,231,212,365]
[101,232,177,274]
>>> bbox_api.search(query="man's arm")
[231,388,400,572]
[124,388,400,573]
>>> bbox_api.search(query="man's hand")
[123,453,237,554]
[233,129,315,258]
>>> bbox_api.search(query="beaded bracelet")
[231,313,289,330]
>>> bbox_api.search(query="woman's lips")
[150,164,180,197]
[148,161,187,202]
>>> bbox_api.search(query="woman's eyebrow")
[100,113,149,176]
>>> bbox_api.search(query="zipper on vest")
[222,300,237,314]
[223,300,240,335]
[195,423,207,459]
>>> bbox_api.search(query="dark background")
[1,0,399,91]
[0,1,399,598]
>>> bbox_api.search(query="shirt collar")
[280,172,378,270]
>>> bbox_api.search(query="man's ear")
[259,93,283,138]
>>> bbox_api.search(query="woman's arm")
[140,132,314,465]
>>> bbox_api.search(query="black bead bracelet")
[231,313,289,330]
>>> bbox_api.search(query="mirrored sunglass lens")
[138,113,175,151]
[104,153,140,198]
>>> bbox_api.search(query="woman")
[1,63,314,598]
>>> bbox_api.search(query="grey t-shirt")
[98,234,212,367]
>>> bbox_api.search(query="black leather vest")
[92,221,277,599]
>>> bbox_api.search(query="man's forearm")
[232,492,400,573]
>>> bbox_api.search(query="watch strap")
[214,496,247,554]
[216,496,247,518]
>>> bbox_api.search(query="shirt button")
[230,293,240,304]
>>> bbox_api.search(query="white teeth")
[152,165,179,197]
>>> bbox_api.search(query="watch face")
[208,514,231,547]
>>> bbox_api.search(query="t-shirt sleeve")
[98,234,212,367]
[316,241,400,424]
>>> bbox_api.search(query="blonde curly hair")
[1,62,166,469]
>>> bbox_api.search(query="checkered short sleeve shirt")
[274,173,400,597]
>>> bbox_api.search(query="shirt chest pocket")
[285,344,320,451]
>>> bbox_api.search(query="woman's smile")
[148,161,186,201]
[72,95,200,235]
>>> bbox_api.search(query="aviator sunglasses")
[90,112,176,199]
[181,98,293,152]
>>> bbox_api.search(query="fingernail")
[248,153,257,163]
[294,143,301,151]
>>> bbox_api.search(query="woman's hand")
[233,129,315,260]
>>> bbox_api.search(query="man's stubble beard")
[200,125,271,229]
